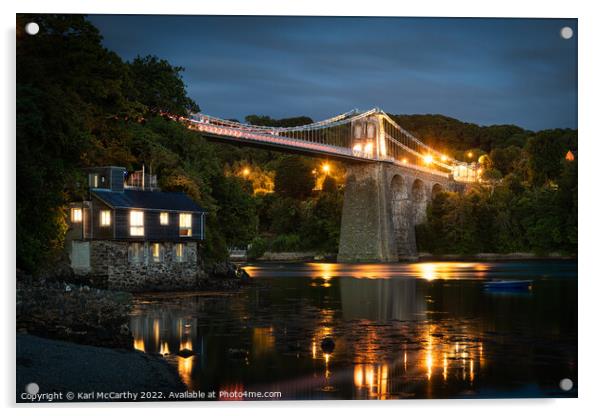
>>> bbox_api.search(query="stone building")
[65,166,207,290]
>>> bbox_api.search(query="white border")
[2,1,600,415]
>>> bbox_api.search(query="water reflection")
[130,309,200,387]
[129,261,577,399]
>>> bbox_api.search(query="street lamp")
[322,163,330,174]
[424,155,433,165]
[242,168,250,177]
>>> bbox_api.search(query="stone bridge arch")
[337,162,462,263]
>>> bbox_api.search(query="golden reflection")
[153,319,160,349]
[353,364,389,399]
[159,341,170,355]
[443,353,448,381]
[252,327,275,355]
[312,341,317,359]
[411,262,490,281]
[180,339,193,352]
[177,356,194,387]
[354,365,364,386]
[133,337,145,352]
[470,359,474,383]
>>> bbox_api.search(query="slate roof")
[91,189,206,213]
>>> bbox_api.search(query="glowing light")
[353,143,362,152]
[180,339,193,352]
[312,341,317,359]
[441,155,448,162]
[322,163,330,173]
[242,168,250,176]
[364,142,373,155]
[71,208,82,223]
[467,152,474,159]
[423,155,433,164]
[365,366,374,388]
[354,365,364,387]
[417,263,437,281]
[402,158,408,164]
[159,341,170,355]
[133,338,145,352]
[470,359,475,382]
[178,356,194,387]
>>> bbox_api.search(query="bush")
[247,236,268,260]
[270,234,302,252]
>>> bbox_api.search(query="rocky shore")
[17,334,185,402]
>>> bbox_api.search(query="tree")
[525,130,574,186]
[274,156,315,199]
[127,55,199,116]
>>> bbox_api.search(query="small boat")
[483,279,533,291]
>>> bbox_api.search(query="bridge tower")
[337,112,452,262]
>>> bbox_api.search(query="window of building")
[179,213,192,237]
[175,243,184,262]
[100,210,111,227]
[130,210,144,236]
[160,212,169,225]
[71,208,82,223]
[151,243,163,263]
[90,174,99,188]
[128,242,145,264]
[366,123,376,139]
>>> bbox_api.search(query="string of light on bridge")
[169,108,479,183]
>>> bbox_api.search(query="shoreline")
[16,334,185,402]
[243,252,577,263]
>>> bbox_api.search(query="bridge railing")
[182,109,479,182]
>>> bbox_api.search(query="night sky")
[89,15,577,131]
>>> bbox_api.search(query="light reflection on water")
[130,261,577,399]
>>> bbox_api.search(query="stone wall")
[338,162,458,263]
[76,240,203,291]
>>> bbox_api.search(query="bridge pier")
[337,162,454,263]
[337,163,398,262]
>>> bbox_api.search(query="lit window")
[175,243,184,262]
[90,174,99,188]
[71,208,82,223]
[160,212,169,225]
[366,123,375,139]
[128,242,144,264]
[100,210,111,227]
[130,210,144,236]
[353,124,363,139]
[151,243,163,263]
[179,213,192,237]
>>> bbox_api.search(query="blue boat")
[483,279,533,291]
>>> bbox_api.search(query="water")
[129,261,577,400]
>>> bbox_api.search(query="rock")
[320,337,335,354]
[238,269,251,284]
[177,349,194,358]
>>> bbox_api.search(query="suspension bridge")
[180,108,478,183]
[174,108,478,262]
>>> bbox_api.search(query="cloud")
[89,15,577,130]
